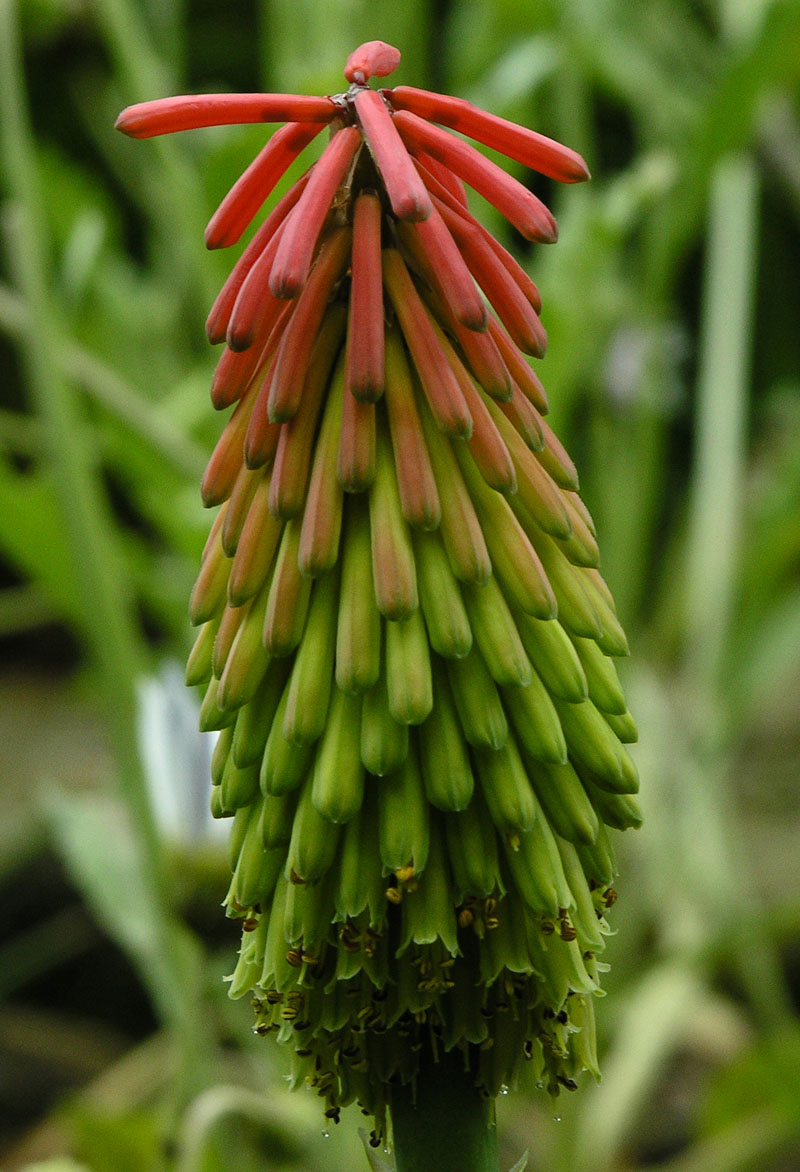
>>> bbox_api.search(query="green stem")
[683,153,756,687]
[390,1054,500,1172]
[682,150,792,1028]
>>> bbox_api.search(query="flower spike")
[118,37,638,1146]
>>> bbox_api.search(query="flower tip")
[204,225,224,250]
[114,107,139,136]
[565,152,591,183]
[344,40,401,85]
[535,207,559,245]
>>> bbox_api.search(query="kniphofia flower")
[118,39,640,1146]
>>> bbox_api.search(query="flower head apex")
[115,39,588,251]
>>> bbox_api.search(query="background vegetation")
[2,0,800,1169]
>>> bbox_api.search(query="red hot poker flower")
[117,41,641,1146]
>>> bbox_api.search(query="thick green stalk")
[390,1053,500,1172]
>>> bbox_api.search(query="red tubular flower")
[205,121,323,250]
[394,110,559,243]
[118,41,642,1146]
[386,85,590,182]
[114,92,337,136]
[346,192,385,400]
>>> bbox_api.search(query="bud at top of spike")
[344,40,402,85]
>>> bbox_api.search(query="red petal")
[115,93,337,138]
[210,302,292,410]
[393,110,558,243]
[414,149,469,207]
[383,327,441,530]
[387,85,590,183]
[201,379,260,507]
[353,89,432,222]
[416,160,541,312]
[205,122,322,249]
[433,326,517,494]
[226,219,292,351]
[210,342,269,411]
[270,126,361,298]
[242,353,283,470]
[424,286,513,402]
[338,390,376,492]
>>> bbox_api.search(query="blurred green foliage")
[1,0,800,1170]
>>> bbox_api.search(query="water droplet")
[383,1147,391,1155]
[321,1129,330,1139]
[553,1113,562,1123]
[499,1084,509,1096]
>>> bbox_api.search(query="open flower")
[118,39,640,1145]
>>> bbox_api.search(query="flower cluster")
[118,40,640,1143]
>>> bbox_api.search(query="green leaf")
[67,1105,163,1172]
[0,459,84,628]
[40,785,204,1034]
[700,1026,800,1134]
